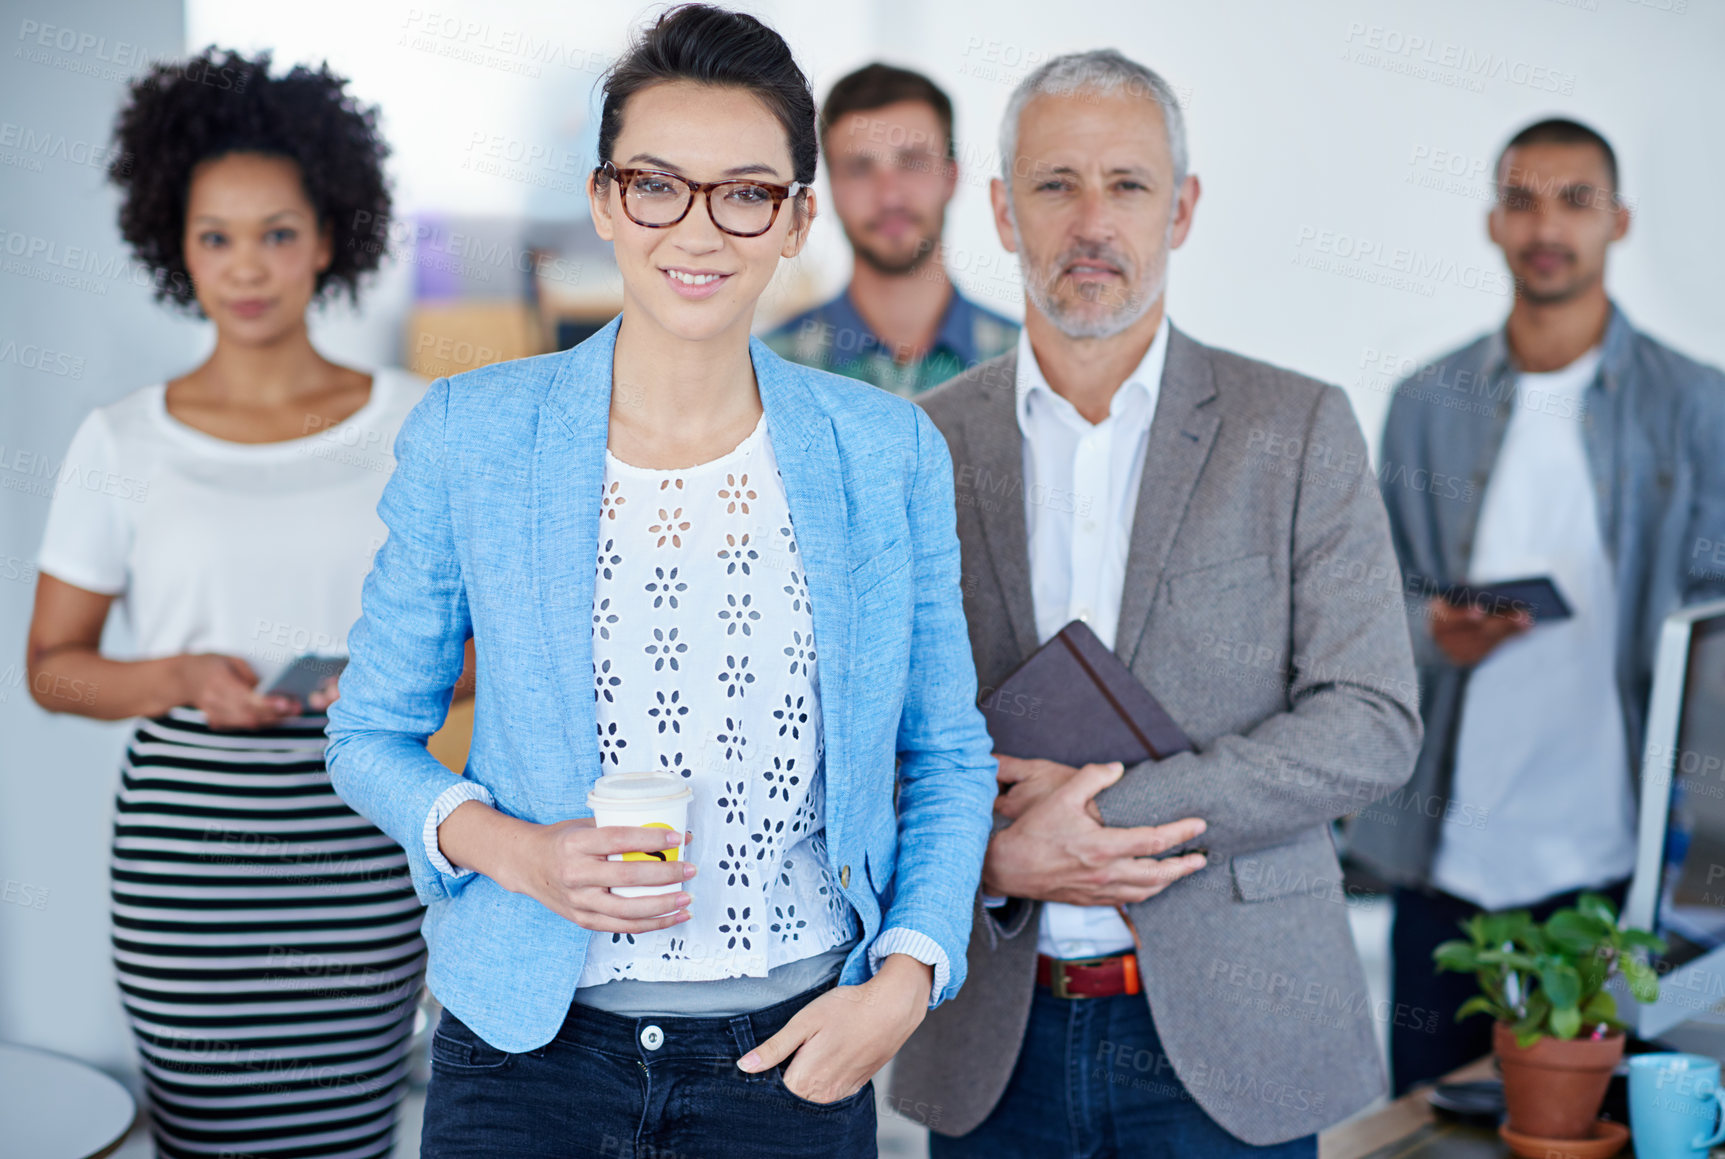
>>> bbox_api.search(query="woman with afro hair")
[26,47,466,1158]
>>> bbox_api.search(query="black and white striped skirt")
[111,707,427,1158]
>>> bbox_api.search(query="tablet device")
[265,654,347,703]
[1442,576,1572,622]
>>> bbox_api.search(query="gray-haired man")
[889,51,1422,1155]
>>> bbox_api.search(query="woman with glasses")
[325,5,995,1155]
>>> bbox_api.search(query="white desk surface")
[0,1042,136,1159]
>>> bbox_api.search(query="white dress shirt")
[1014,315,1170,959]
[1431,347,1638,909]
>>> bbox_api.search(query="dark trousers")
[421,978,875,1158]
[1389,879,1629,1095]
[930,987,1316,1159]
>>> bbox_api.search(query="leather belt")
[1036,952,1140,999]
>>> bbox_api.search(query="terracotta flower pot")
[1492,1022,1624,1139]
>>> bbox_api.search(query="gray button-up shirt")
[1347,303,1725,888]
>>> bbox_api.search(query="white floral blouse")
[576,415,858,985]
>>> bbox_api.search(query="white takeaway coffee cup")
[586,770,693,898]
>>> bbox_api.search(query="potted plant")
[1434,891,1665,1140]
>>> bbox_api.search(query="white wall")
[3,0,1720,1092]
[0,0,196,1083]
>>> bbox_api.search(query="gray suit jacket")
[890,329,1423,1145]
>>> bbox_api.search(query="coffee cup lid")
[587,770,693,804]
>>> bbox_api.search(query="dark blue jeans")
[930,988,1316,1159]
[421,979,875,1158]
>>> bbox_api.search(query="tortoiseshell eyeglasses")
[598,161,807,238]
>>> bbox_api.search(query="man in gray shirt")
[1348,118,1725,1093]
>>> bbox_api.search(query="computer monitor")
[1620,598,1725,1042]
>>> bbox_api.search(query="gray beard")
[1016,215,1172,339]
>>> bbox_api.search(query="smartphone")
[1441,576,1573,622]
[265,654,348,706]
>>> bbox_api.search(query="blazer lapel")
[532,317,619,815]
[751,339,854,813]
[958,353,1040,661]
[1116,326,1220,668]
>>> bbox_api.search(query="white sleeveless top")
[576,415,856,986]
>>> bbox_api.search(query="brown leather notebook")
[978,620,1193,766]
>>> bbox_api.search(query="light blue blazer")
[325,316,996,1052]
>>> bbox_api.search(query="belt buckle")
[1051,955,1109,1000]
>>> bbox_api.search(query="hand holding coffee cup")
[490,771,696,934]
[587,771,695,897]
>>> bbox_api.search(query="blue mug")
[1630,1052,1725,1158]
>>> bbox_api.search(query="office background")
[1,0,1720,1143]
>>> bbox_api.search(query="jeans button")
[640,1024,664,1051]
